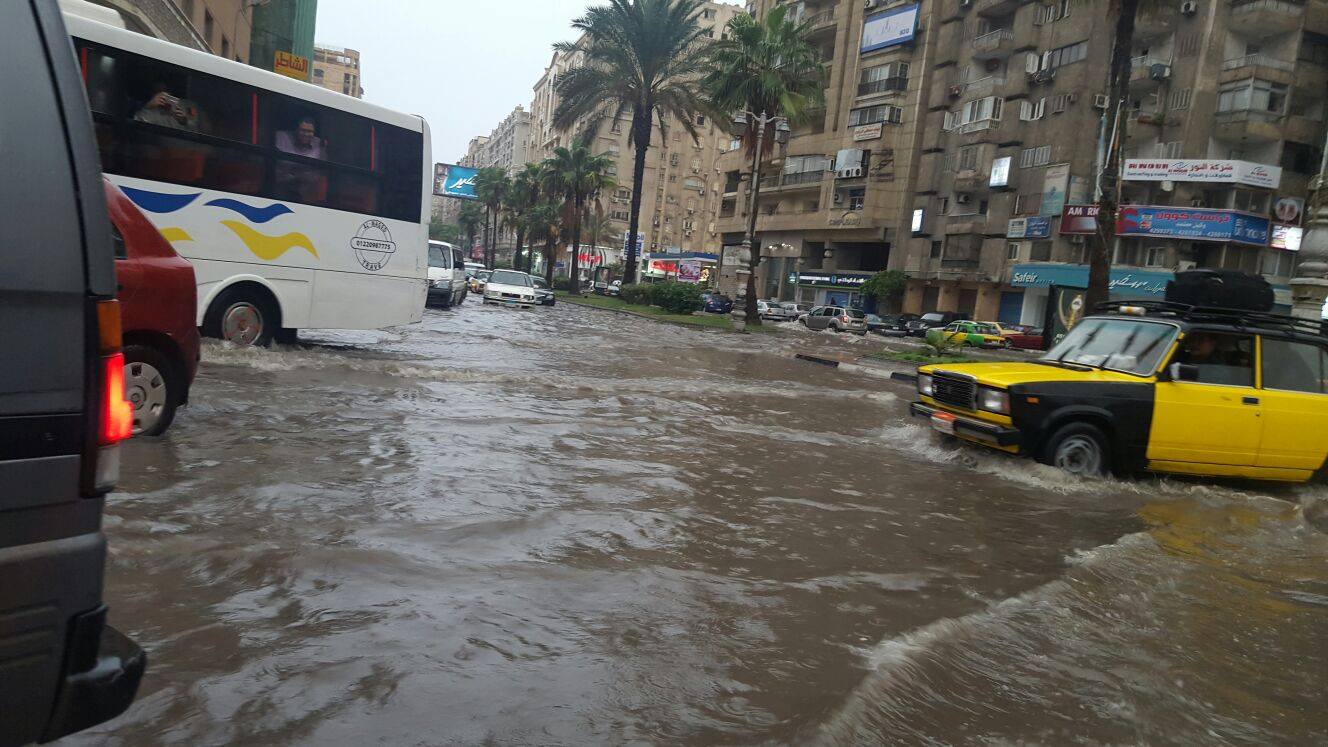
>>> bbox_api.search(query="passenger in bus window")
[134,81,202,131]
[276,115,326,160]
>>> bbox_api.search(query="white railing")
[1222,54,1295,72]
[972,28,1014,53]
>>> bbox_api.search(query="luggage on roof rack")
[1094,299,1328,339]
[1165,270,1274,312]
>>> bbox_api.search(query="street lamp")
[728,110,789,331]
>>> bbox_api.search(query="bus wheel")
[1041,422,1110,477]
[205,286,277,347]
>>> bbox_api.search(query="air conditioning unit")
[837,167,864,178]
[1180,0,1198,16]
[1149,63,1171,81]
[1093,93,1109,110]
[955,193,972,205]
[948,85,963,97]
[833,192,844,204]
[699,188,706,196]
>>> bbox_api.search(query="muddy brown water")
[65,301,1328,745]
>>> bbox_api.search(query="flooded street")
[72,301,1327,746]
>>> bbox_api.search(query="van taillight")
[100,352,132,445]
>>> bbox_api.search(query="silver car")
[768,302,809,322]
[801,306,868,334]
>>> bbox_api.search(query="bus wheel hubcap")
[126,360,167,434]
[1055,436,1101,475]
[222,303,263,345]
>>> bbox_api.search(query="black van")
[1,1,144,743]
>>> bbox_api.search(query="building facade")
[481,106,534,175]
[529,1,744,275]
[728,0,1326,324]
[249,0,318,77]
[86,0,251,61]
[312,45,363,98]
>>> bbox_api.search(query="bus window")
[377,125,423,223]
[329,171,378,214]
[263,94,370,170]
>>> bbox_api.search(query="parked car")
[704,293,734,314]
[763,302,798,322]
[926,320,1010,349]
[801,306,868,334]
[2,3,145,741]
[106,179,200,436]
[874,312,919,336]
[426,240,467,308]
[606,280,622,297]
[907,311,970,337]
[864,314,890,334]
[757,300,776,319]
[992,323,1044,350]
[532,276,555,306]
[468,269,492,294]
[912,301,1328,481]
[483,269,538,307]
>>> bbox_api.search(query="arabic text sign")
[433,163,479,200]
[273,51,309,81]
[1122,159,1281,189]
[861,3,918,54]
[1116,206,1270,247]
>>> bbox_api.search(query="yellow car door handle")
[1242,396,1260,405]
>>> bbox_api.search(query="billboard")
[1272,224,1303,251]
[1116,206,1270,247]
[989,156,1011,188]
[861,3,919,54]
[1060,204,1100,235]
[678,259,702,283]
[433,163,479,200]
[273,50,309,81]
[1041,164,1070,217]
[1121,159,1281,189]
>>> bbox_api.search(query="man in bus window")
[276,115,326,160]
[134,82,202,131]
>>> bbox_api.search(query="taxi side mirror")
[1164,362,1199,382]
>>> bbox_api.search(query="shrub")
[619,283,653,306]
[651,281,703,314]
[554,278,578,292]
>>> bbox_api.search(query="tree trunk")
[569,198,584,296]
[544,234,556,285]
[514,227,526,272]
[624,107,652,286]
[482,207,492,270]
[744,162,765,326]
[1087,0,1140,312]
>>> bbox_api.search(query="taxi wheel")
[1041,422,1110,477]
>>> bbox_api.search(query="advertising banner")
[1041,164,1070,217]
[1024,216,1052,239]
[1007,217,1027,239]
[861,3,919,53]
[1116,206,1270,247]
[1060,204,1100,235]
[678,260,702,282]
[989,156,1011,188]
[1272,224,1303,251]
[433,163,479,200]
[1121,159,1281,189]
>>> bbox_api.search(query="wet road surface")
[69,300,1328,745]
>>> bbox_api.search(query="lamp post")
[727,111,790,331]
[1292,168,1328,322]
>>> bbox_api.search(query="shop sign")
[829,211,864,227]
[853,123,884,141]
[1025,216,1051,239]
[433,163,478,199]
[1275,196,1304,225]
[794,272,873,288]
[911,207,925,234]
[273,51,309,81]
[678,259,702,282]
[1007,217,1027,239]
[1010,263,1173,297]
[1060,204,1100,235]
[1122,159,1281,189]
[861,3,919,54]
[1116,205,1270,247]
[1272,224,1303,251]
[1041,164,1070,217]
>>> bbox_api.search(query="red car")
[997,323,1046,351]
[105,179,200,435]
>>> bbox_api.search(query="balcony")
[1223,54,1295,73]
[858,76,908,98]
[1134,6,1176,42]
[975,0,1021,18]
[759,170,828,191]
[1229,0,1306,38]
[971,28,1015,61]
[961,75,1007,98]
[1212,108,1287,143]
[801,8,837,37]
[1129,55,1171,92]
[1220,54,1297,84]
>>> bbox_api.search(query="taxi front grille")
[932,374,976,410]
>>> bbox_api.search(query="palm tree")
[504,164,543,272]
[702,5,824,325]
[529,201,563,283]
[458,201,484,262]
[475,166,509,269]
[553,0,712,286]
[543,138,616,295]
[1087,0,1159,311]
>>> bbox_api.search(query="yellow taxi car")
[924,320,1011,349]
[910,302,1328,482]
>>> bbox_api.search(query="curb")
[792,352,912,383]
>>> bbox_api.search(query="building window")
[1035,0,1070,24]
[858,62,909,96]
[957,144,979,172]
[848,104,903,126]
[1007,242,1021,260]
[1018,145,1051,168]
[1167,88,1192,110]
[930,240,943,258]
[847,188,866,211]
[1020,98,1045,120]
[1283,141,1324,175]
[203,10,214,46]
[1030,241,1052,261]
[1014,192,1042,215]
[960,96,1002,125]
[1218,79,1288,114]
[1041,40,1088,71]
[1145,246,1167,267]
[1178,33,1201,58]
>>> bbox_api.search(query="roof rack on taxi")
[1094,300,1328,339]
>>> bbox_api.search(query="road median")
[556,292,781,333]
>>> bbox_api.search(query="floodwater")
[70,300,1327,745]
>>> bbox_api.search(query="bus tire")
[1040,422,1110,477]
[204,285,278,347]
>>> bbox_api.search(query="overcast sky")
[314,0,742,164]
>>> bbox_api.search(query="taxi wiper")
[1032,358,1093,371]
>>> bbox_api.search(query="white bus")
[65,7,429,345]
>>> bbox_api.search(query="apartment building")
[312,45,363,98]
[481,106,534,175]
[729,0,1326,325]
[529,1,744,273]
[86,0,252,61]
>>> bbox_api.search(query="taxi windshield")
[1042,318,1177,375]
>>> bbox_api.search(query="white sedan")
[482,269,539,307]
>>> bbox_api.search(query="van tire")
[1040,422,1110,477]
[123,344,180,436]
[203,285,278,347]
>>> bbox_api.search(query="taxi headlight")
[917,373,934,397]
[978,387,1009,414]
